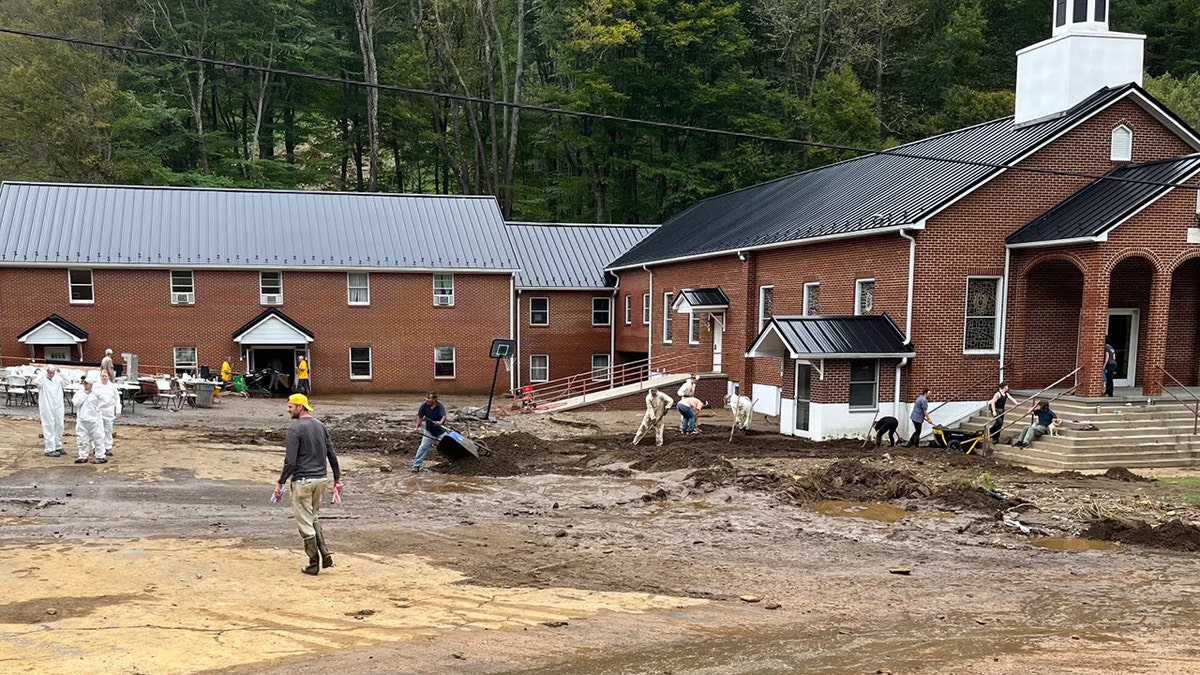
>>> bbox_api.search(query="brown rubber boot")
[314,523,333,569]
[301,536,320,575]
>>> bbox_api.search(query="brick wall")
[0,267,513,395]
[516,290,614,386]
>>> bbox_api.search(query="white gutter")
[896,229,917,420]
[611,272,620,380]
[643,265,654,365]
[1006,236,1101,249]
[999,247,1011,383]
[608,222,924,272]
[0,262,521,273]
[511,274,518,394]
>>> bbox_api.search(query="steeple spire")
[1053,0,1109,36]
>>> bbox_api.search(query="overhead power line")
[1,25,1198,192]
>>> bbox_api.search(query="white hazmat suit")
[94,378,121,456]
[73,386,106,462]
[677,376,697,399]
[633,389,674,447]
[36,369,65,455]
[725,394,753,431]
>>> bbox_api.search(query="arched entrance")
[1108,257,1155,389]
[1167,257,1200,386]
[1022,260,1084,388]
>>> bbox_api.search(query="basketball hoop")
[503,356,513,373]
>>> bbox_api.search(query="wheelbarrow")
[930,425,986,454]
[436,427,492,461]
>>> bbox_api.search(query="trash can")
[195,384,215,408]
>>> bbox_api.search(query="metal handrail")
[1154,365,1200,435]
[982,367,1081,451]
[515,351,705,410]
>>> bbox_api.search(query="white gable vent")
[1110,124,1132,162]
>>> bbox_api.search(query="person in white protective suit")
[633,388,674,447]
[94,370,121,458]
[724,393,754,432]
[35,366,65,457]
[72,381,107,464]
[677,374,698,399]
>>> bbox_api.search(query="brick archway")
[1017,258,1085,389]
[1106,256,1156,391]
[1166,257,1200,386]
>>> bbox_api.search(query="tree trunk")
[352,0,381,191]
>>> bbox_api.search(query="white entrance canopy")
[672,287,730,314]
[18,314,88,345]
[233,309,314,345]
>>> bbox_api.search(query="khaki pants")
[289,477,328,538]
[633,411,666,446]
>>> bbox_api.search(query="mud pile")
[1083,518,1200,551]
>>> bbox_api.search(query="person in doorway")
[633,388,674,446]
[411,392,447,472]
[677,374,698,399]
[988,382,1016,444]
[873,416,899,448]
[1014,400,1059,447]
[95,370,121,458]
[35,365,65,457]
[221,357,233,388]
[907,387,933,448]
[73,381,107,464]
[100,348,116,380]
[1103,335,1117,397]
[273,394,341,575]
[296,355,310,394]
[677,396,706,435]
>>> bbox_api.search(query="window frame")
[642,293,651,325]
[434,345,456,379]
[758,285,774,331]
[663,292,674,344]
[803,282,820,316]
[349,346,373,379]
[1110,124,1132,162]
[347,272,370,306]
[45,346,70,361]
[173,346,198,376]
[592,297,611,326]
[688,312,701,345]
[529,297,549,326]
[170,270,195,305]
[963,276,1003,354]
[529,354,549,382]
[259,271,283,305]
[624,295,632,325]
[433,273,455,307]
[68,269,94,304]
[591,353,611,382]
[854,278,874,316]
[848,359,879,411]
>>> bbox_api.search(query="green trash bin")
[195,384,215,408]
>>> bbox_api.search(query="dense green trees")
[0,0,1195,222]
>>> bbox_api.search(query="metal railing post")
[1154,365,1200,435]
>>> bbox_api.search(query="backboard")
[489,338,516,359]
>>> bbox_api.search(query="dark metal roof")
[505,222,656,288]
[610,85,1191,269]
[18,313,88,341]
[0,182,519,271]
[747,314,914,359]
[232,308,314,341]
[676,287,730,310]
[1007,153,1200,246]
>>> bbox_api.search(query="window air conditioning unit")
[435,296,452,306]
[172,292,194,305]
[263,294,281,304]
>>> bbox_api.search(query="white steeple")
[1014,0,1144,124]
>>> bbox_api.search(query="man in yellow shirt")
[221,357,233,384]
[296,355,310,394]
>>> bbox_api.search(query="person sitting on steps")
[1014,400,1059,447]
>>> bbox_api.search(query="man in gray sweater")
[273,394,342,575]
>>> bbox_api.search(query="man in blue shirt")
[907,387,932,447]
[1014,400,1059,447]
[411,392,447,472]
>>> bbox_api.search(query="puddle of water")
[1030,536,1121,552]
[811,501,910,523]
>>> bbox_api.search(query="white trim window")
[592,297,611,326]
[529,354,549,382]
[170,270,195,305]
[855,278,874,315]
[663,292,674,344]
[347,272,370,305]
[848,359,878,410]
[260,271,283,305]
[758,285,774,331]
[591,354,611,381]
[434,346,456,378]
[624,295,632,325]
[349,346,372,379]
[688,312,701,345]
[803,282,820,316]
[642,293,651,325]
[433,273,455,306]
[69,269,94,304]
[1111,124,1133,162]
[173,346,198,376]
[964,276,1002,353]
[529,297,549,326]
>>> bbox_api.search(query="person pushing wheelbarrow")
[411,392,447,473]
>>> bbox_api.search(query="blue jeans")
[413,430,445,469]
[677,403,696,433]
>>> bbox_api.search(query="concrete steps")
[958,398,1200,470]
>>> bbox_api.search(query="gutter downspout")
[643,265,654,368]
[611,273,620,384]
[896,229,917,421]
[999,246,1011,383]
[512,275,519,394]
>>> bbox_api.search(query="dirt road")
[2,397,1200,674]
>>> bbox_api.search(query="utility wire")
[1,25,1198,192]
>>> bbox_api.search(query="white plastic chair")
[5,375,28,406]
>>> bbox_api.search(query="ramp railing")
[514,351,707,411]
[1154,365,1200,435]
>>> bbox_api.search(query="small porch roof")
[18,314,88,345]
[747,314,914,359]
[673,287,730,313]
[233,308,315,345]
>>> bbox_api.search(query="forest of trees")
[1,0,1198,223]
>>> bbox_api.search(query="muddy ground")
[2,396,1200,674]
